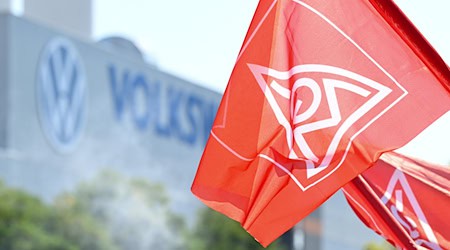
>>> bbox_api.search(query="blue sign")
[108,64,218,147]
[36,37,87,153]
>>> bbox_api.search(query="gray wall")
[24,0,92,39]
[0,15,8,148]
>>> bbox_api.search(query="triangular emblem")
[381,170,442,249]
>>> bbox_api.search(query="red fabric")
[343,152,450,249]
[192,0,450,246]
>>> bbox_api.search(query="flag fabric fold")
[192,0,450,246]
[343,152,450,250]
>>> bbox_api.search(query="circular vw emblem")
[36,37,87,153]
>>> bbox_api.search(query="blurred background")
[0,0,448,249]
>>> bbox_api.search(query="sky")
[93,0,450,165]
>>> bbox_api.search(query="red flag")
[343,152,450,249]
[192,0,450,246]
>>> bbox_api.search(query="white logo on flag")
[249,64,392,179]
[381,169,441,250]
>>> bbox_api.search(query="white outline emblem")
[381,170,442,249]
[249,64,392,179]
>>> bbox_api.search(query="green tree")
[364,241,396,250]
[0,181,116,250]
[190,207,287,250]
[57,170,188,250]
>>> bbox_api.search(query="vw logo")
[36,37,87,153]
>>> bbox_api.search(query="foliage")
[56,170,188,250]
[364,241,396,250]
[0,170,188,250]
[0,181,116,250]
[190,207,287,250]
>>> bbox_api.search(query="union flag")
[343,152,450,250]
[192,0,450,246]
